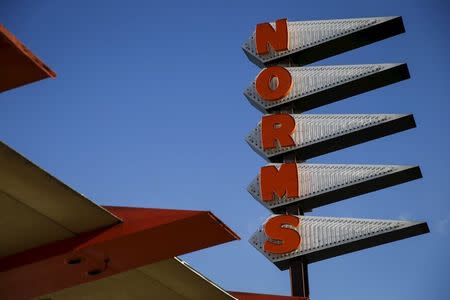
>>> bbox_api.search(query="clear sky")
[1,0,449,299]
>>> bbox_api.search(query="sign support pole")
[284,149,310,298]
[286,205,309,297]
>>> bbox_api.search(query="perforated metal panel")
[248,164,421,211]
[243,16,404,67]
[244,64,409,113]
[249,215,429,269]
[246,114,415,161]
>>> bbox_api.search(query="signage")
[246,113,416,162]
[242,16,429,297]
[242,16,405,67]
[249,215,429,270]
[248,164,422,212]
[244,63,409,113]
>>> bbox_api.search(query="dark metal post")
[289,258,309,297]
[282,61,309,297]
[286,203,309,297]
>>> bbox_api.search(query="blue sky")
[1,0,449,299]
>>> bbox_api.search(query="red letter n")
[256,18,289,55]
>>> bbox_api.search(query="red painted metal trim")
[0,24,56,93]
[0,206,239,300]
[230,291,308,300]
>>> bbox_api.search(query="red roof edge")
[230,291,308,300]
[0,24,56,93]
[0,206,239,300]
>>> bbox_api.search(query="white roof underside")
[34,257,237,300]
[0,141,120,257]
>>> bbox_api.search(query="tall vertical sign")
[242,17,429,298]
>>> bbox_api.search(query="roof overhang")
[0,206,239,300]
[0,24,56,93]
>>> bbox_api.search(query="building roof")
[32,258,309,300]
[231,291,307,300]
[0,24,56,93]
[35,257,236,300]
[0,141,239,300]
[0,141,121,258]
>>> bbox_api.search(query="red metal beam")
[230,291,308,300]
[0,206,239,300]
[0,24,56,93]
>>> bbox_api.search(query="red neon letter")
[256,18,289,55]
[260,163,299,202]
[262,114,296,150]
[255,66,293,101]
[264,215,301,254]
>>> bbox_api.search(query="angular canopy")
[0,142,239,300]
[0,24,56,93]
